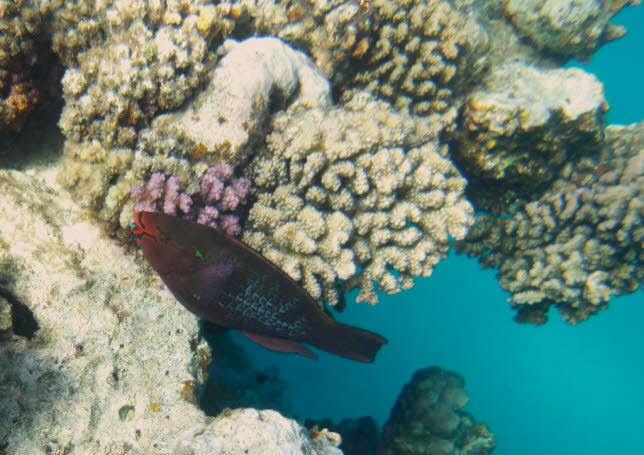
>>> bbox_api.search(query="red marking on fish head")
[132,211,189,275]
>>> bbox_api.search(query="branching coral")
[451,61,607,213]
[342,0,478,128]
[243,94,473,305]
[380,366,496,455]
[456,122,643,324]
[131,163,251,236]
[57,3,214,147]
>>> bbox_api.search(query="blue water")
[241,6,644,454]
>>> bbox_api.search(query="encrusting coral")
[457,122,643,324]
[243,93,473,305]
[380,366,496,455]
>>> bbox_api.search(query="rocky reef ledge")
[0,169,340,454]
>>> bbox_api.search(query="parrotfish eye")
[129,222,136,230]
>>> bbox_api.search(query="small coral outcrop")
[457,122,643,324]
[243,94,473,305]
[452,61,607,212]
[380,366,496,455]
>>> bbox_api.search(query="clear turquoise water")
[241,6,644,454]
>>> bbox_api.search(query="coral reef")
[380,366,496,455]
[0,169,340,454]
[457,122,643,324]
[57,36,331,235]
[4,0,641,330]
[452,61,607,213]
[243,93,473,305]
[502,0,640,60]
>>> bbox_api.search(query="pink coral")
[131,165,252,236]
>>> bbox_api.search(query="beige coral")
[243,95,473,305]
[456,122,643,324]
[342,0,475,130]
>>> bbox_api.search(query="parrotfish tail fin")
[314,322,387,363]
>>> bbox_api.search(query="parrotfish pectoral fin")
[241,330,318,359]
[195,264,234,291]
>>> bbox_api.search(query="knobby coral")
[380,366,496,455]
[243,94,473,306]
[457,122,643,324]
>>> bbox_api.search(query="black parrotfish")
[132,211,387,362]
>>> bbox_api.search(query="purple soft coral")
[131,165,252,236]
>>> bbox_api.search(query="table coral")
[243,94,473,305]
[380,366,496,455]
[452,61,607,213]
[456,122,643,324]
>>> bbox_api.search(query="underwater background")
[0,0,642,453]
[240,6,644,455]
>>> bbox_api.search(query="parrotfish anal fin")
[241,330,318,359]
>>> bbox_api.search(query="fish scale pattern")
[220,274,308,338]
